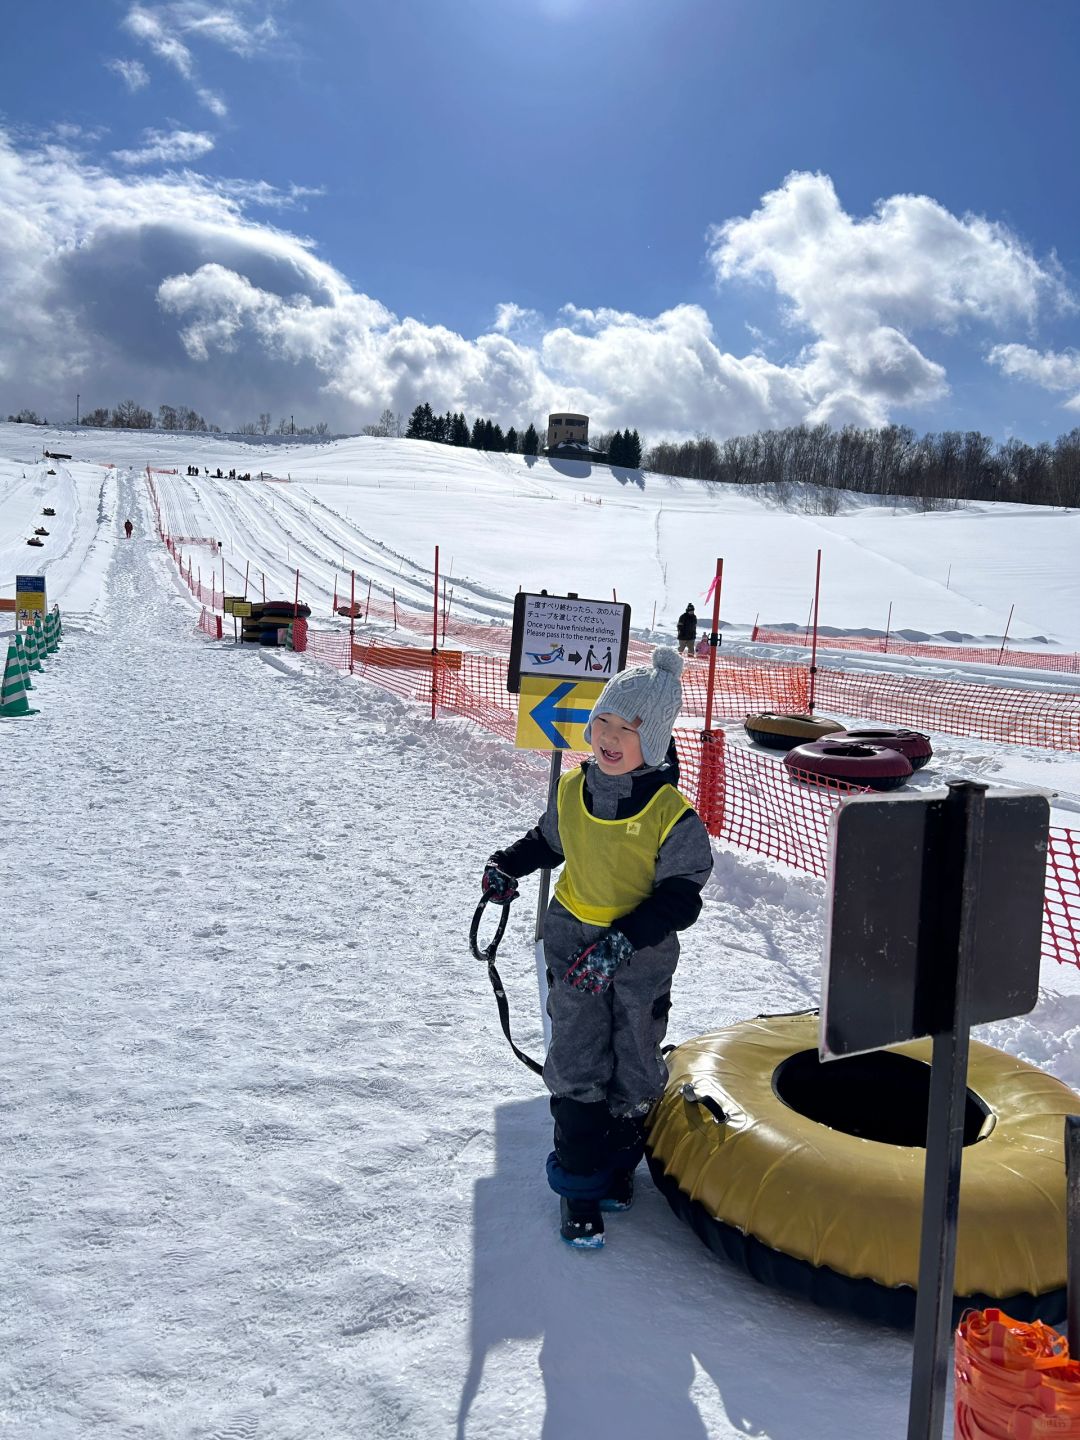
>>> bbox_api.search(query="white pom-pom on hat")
[584,644,686,766]
[651,645,683,677]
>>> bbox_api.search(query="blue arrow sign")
[530,681,593,748]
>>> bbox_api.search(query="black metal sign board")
[507,592,630,693]
[820,786,1049,1060]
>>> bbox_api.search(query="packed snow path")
[2,474,964,1437]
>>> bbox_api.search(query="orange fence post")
[431,545,440,721]
[702,558,724,735]
[349,570,356,673]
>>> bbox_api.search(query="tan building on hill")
[546,412,589,449]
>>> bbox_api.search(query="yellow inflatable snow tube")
[645,1012,1076,1324]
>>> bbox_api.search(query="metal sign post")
[821,780,1050,1440]
[906,782,985,1440]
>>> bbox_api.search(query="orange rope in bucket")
[955,1309,1080,1438]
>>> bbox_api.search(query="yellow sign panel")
[16,574,46,630]
[230,600,253,618]
[515,676,605,752]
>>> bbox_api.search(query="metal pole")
[1067,1116,1080,1358]
[884,601,893,654]
[294,567,300,618]
[243,560,249,600]
[997,604,1015,666]
[808,548,822,713]
[533,748,562,1053]
[651,600,657,634]
[946,565,952,591]
[907,780,988,1440]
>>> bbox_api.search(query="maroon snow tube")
[833,727,933,770]
[783,739,913,791]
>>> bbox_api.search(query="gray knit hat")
[584,646,684,766]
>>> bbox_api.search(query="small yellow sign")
[16,574,46,630]
[230,600,253,618]
[515,676,605,752]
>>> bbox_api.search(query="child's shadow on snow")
[457,1098,910,1440]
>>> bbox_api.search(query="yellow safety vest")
[553,767,691,927]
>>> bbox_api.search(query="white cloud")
[0,133,1073,439]
[107,58,151,91]
[121,5,233,116]
[493,302,540,334]
[708,171,1070,420]
[112,128,216,167]
[989,343,1080,410]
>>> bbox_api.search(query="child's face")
[590,712,644,775]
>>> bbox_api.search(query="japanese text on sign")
[508,592,630,691]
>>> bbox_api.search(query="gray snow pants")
[541,898,679,1116]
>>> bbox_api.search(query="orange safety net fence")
[754,625,1080,677]
[955,1309,1080,1438]
[147,469,1080,973]
[813,667,1080,751]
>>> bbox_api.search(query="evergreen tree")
[470,417,485,448]
[406,403,428,440]
[430,411,447,444]
[523,422,539,456]
[506,426,518,453]
[451,412,470,446]
[628,429,642,468]
[609,430,626,466]
[491,423,505,452]
[483,419,495,450]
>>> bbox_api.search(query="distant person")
[676,603,696,655]
[124,518,133,539]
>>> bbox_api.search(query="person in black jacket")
[676,603,696,654]
[480,648,713,1248]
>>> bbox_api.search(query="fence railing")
[752,625,1080,676]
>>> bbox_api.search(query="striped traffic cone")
[33,616,49,662]
[44,612,59,654]
[13,631,33,689]
[23,622,43,672]
[0,640,38,716]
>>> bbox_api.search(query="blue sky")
[2,0,1079,442]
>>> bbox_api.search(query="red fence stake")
[998,604,1015,665]
[808,548,822,714]
[366,578,372,621]
[703,558,724,735]
[432,545,440,720]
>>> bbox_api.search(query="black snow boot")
[599,1169,635,1212]
[560,1196,605,1249]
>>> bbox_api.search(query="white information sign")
[508,592,630,690]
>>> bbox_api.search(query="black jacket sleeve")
[490,829,563,879]
[613,877,703,951]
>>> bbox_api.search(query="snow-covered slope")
[3,427,1080,1438]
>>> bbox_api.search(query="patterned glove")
[564,930,635,995]
[482,861,519,906]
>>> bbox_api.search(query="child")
[482,647,713,1248]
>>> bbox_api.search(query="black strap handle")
[469,895,544,1077]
